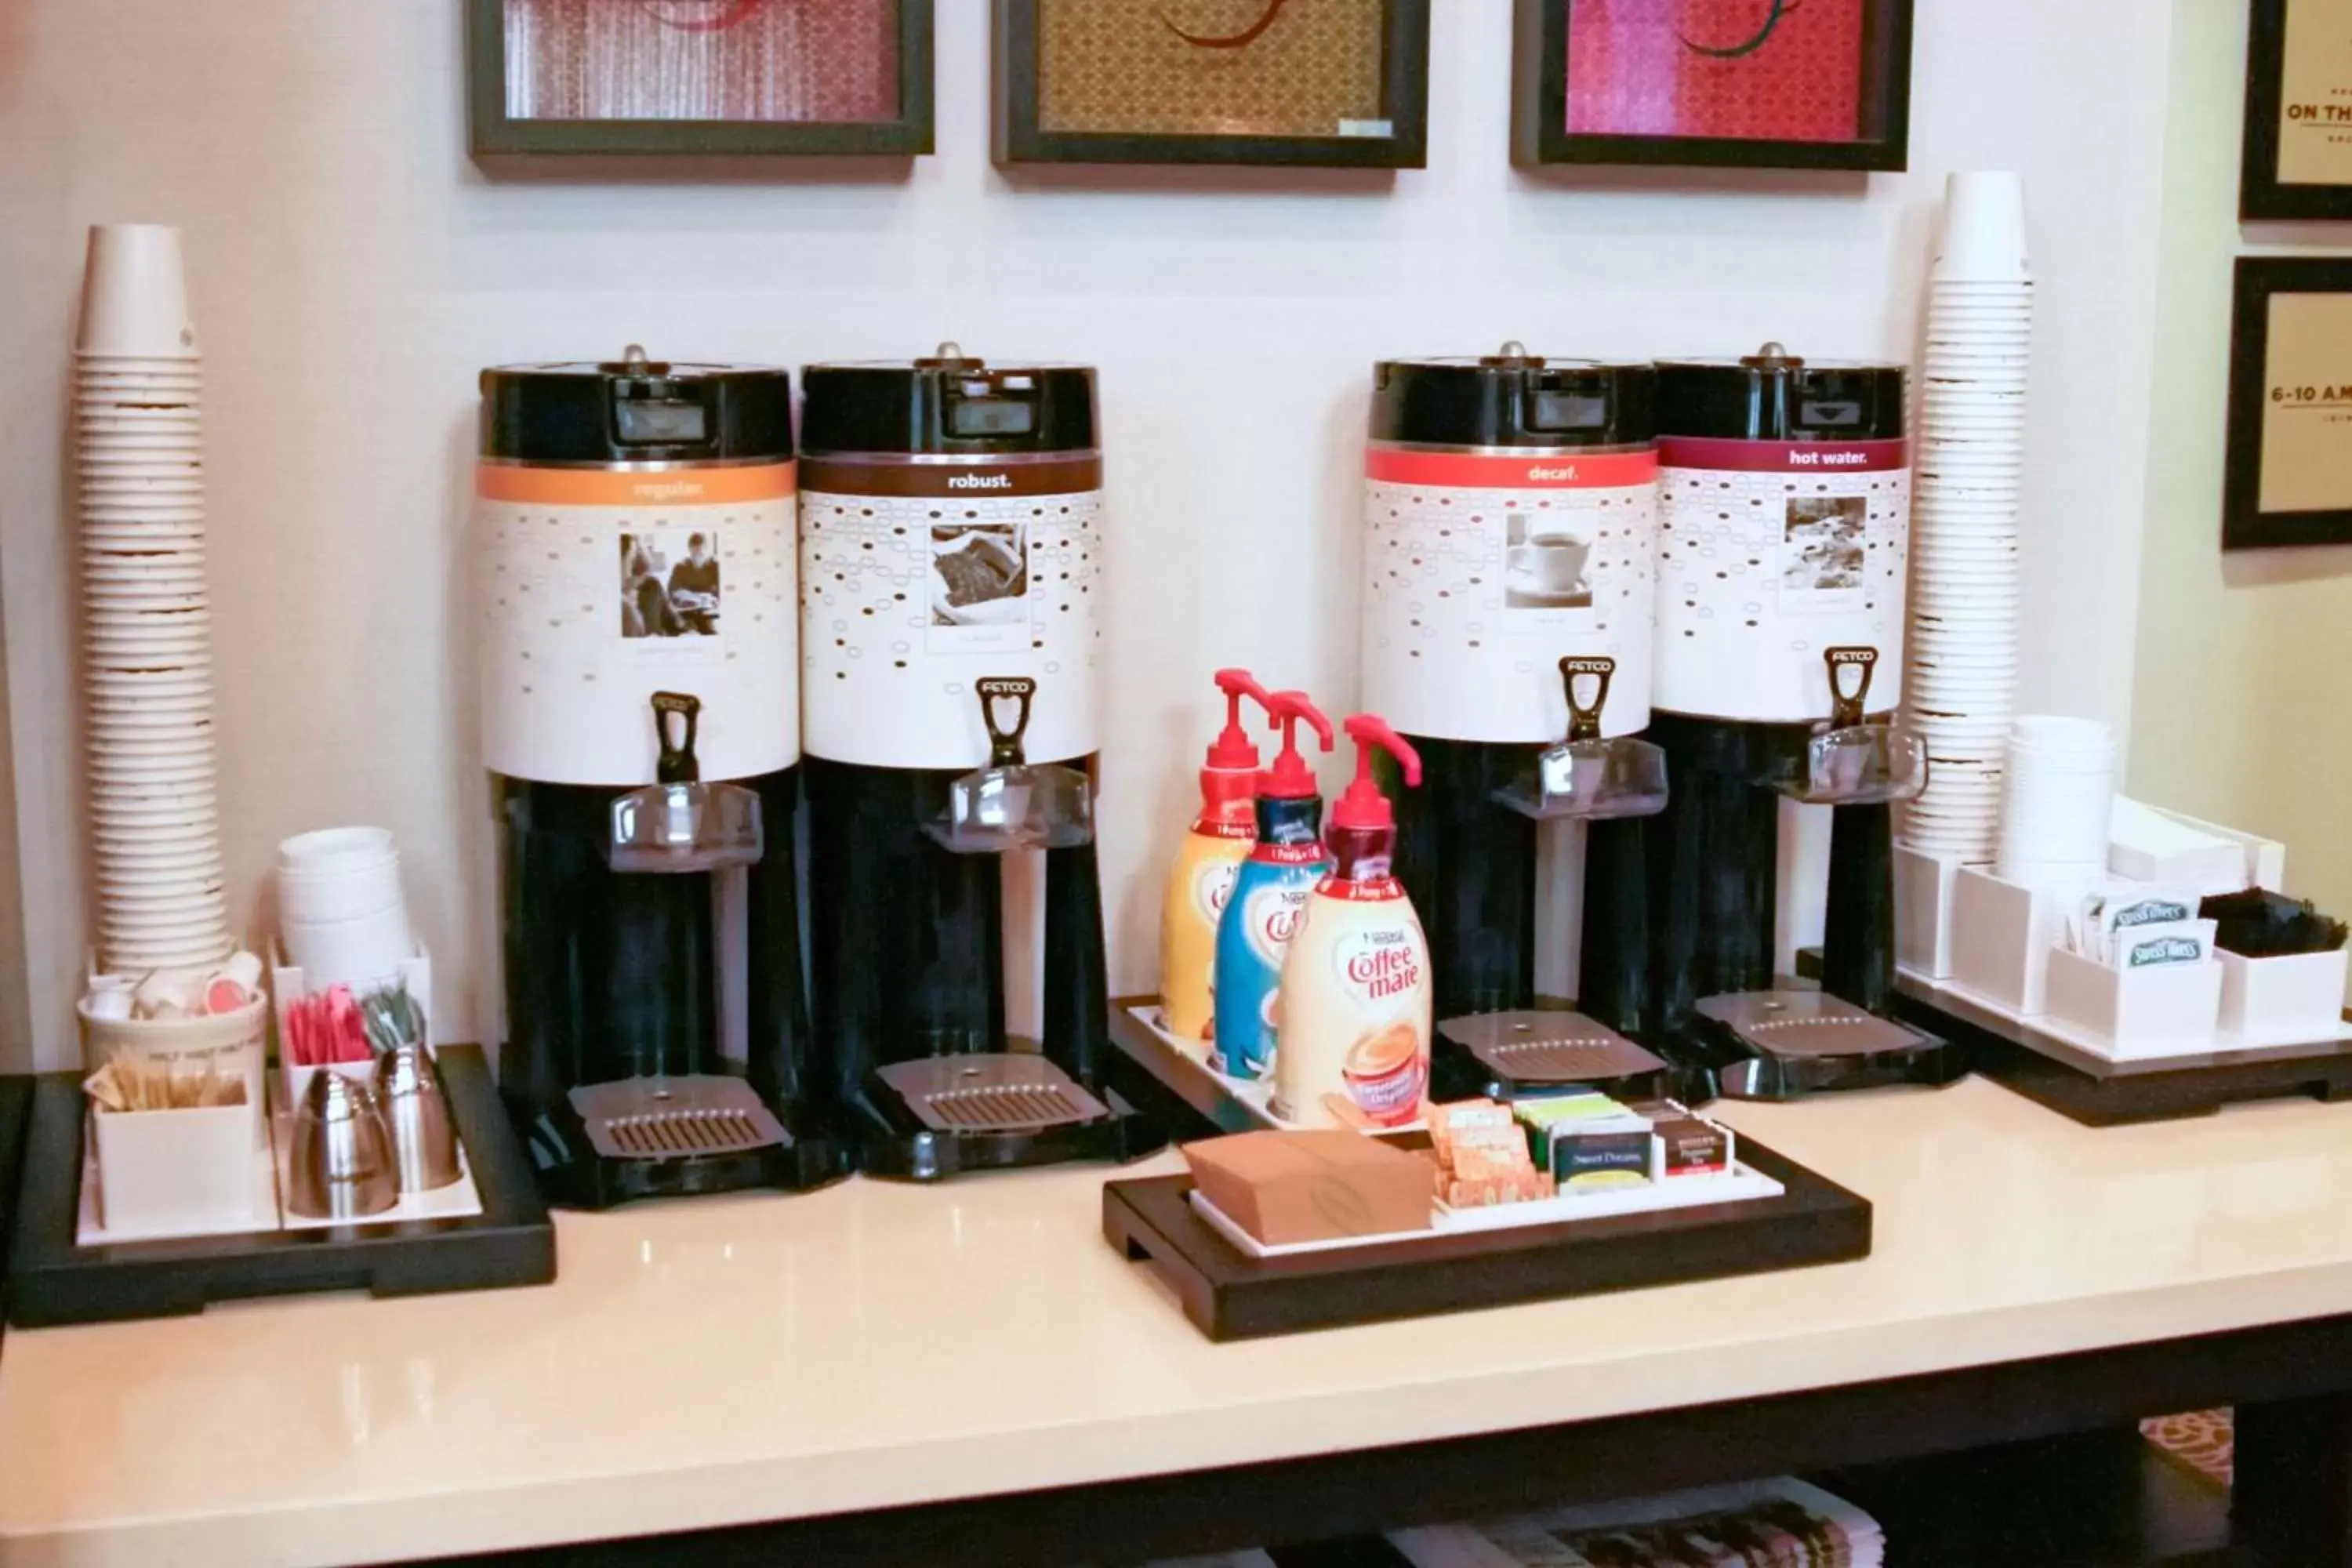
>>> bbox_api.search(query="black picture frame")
[2242,0,2352,220]
[1512,0,1912,172]
[2223,258,2352,551]
[466,0,935,162]
[994,0,1430,169]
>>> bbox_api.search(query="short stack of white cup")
[1995,717,2117,887]
[278,828,414,990]
[1900,172,2032,866]
[77,224,232,974]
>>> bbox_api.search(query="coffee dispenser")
[1647,343,1959,1098]
[799,346,1162,1178]
[1362,349,1669,1094]
[478,349,836,1207]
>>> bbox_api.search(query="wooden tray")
[1891,970,2352,1128]
[1105,1135,1870,1342]
[8,1046,554,1327]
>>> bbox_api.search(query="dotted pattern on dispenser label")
[1360,472,1657,743]
[800,488,1104,768]
[1653,458,1911,724]
[478,489,799,786]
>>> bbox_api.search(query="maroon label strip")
[1657,437,1909,474]
[801,456,1103,499]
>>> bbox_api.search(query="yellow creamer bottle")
[1274,715,1430,1129]
[1159,669,1274,1045]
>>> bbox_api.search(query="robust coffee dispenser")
[478,349,836,1207]
[1647,344,1961,1098]
[1360,347,1673,1099]
[798,346,1163,1178]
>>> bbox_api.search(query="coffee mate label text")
[1243,884,1311,969]
[1335,924,1425,1004]
[1192,857,1241,928]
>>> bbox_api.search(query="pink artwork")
[504,0,901,123]
[1566,0,1868,143]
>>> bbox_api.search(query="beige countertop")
[6,1077,2352,1566]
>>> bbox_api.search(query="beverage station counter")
[7,1075,2352,1565]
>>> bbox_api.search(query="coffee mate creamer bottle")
[1275,716,1431,1129]
[1160,670,1274,1044]
[1211,691,1335,1082]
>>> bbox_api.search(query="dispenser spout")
[1207,669,1275,770]
[1330,714,1422,832]
[1259,690,1334,800]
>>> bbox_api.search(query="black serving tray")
[1889,970,2352,1128]
[8,1045,554,1327]
[1103,1135,1871,1342]
[0,1076,30,1331]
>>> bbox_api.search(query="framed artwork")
[2223,259,2352,550]
[467,0,934,160]
[2242,0,2352,220]
[1512,0,1913,172]
[994,0,1431,169]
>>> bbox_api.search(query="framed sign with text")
[468,0,934,161]
[2224,259,2352,550]
[994,0,1431,168]
[1512,0,1913,171]
[2243,0,2352,220]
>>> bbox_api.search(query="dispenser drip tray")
[876,1054,1112,1134]
[570,1076,788,1162]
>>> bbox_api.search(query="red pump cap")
[1260,691,1335,799]
[1330,714,1423,831]
[1205,669,1272,771]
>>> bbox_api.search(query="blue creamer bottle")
[1212,690,1335,1082]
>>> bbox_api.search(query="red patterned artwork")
[504,0,901,122]
[1565,0,1867,143]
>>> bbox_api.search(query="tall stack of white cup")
[1900,173,2032,866]
[1995,717,2117,887]
[77,225,232,974]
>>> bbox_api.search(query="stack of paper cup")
[1900,172,2032,865]
[278,828,413,990]
[1995,716,2116,887]
[77,224,231,974]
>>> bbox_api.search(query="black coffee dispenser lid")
[479,346,794,465]
[801,345,1099,456]
[1371,344,1656,449]
[1653,343,1906,442]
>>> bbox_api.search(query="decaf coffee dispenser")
[1648,344,1958,1098]
[799,346,1162,1178]
[477,348,836,1207]
[1362,347,1670,1068]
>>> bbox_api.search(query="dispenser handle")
[1559,656,1616,744]
[1824,648,1877,729]
[1344,713,1423,789]
[652,691,702,783]
[976,677,1036,768]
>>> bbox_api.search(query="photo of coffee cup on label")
[1340,1019,1426,1126]
[1504,514,1595,609]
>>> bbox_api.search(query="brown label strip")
[801,456,1104,499]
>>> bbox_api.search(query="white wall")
[0,0,2174,1069]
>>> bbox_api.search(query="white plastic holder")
[270,939,432,1106]
[2043,948,2223,1060]
[1893,845,1966,981]
[2217,948,2350,1047]
[1948,866,2079,1016]
[91,1102,259,1240]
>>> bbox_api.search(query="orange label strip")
[475,461,797,507]
[1365,448,1658,490]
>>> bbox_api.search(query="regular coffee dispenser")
[1647,344,1960,1098]
[477,348,838,1207]
[1360,347,1672,1100]
[798,346,1163,1178]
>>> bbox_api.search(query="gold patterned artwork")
[1036,0,1389,137]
